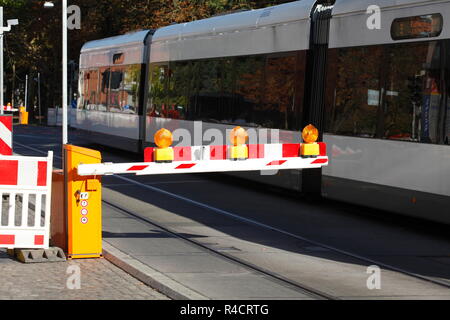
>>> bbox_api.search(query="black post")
[38,72,41,124]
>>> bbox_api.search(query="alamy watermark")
[66,264,81,290]
[366,265,381,290]
[170,121,282,176]
[67,5,81,30]
[366,5,381,30]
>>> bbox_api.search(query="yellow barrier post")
[51,145,103,259]
[19,106,28,125]
[65,145,102,259]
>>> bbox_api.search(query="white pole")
[0,8,18,115]
[62,0,68,145]
[0,7,3,115]
[11,63,14,107]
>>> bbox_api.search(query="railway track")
[103,199,337,300]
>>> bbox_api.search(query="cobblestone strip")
[0,249,170,300]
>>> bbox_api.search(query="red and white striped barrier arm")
[0,116,12,156]
[0,152,54,249]
[77,143,328,177]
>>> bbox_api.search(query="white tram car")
[74,0,450,224]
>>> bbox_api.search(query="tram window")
[382,42,441,143]
[260,54,300,130]
[195,59,223,122]
[121,64,141,114]
[147,53,305,130]
[79,69,99,110]
[167,61,193,120]
[78,70,84,109]
[113,53,124,65]
[234,56,264,126]
[148,64,169,117]
[445,101,450,144]
[98,67,110,112]
[109,67,124,112]
[444,45,450,145]
[325,41,444,144]
[165,57,265,125]
[78,70,86,110]
[190,58,240,124]
[221,58,235,123]
[325,46,383,137]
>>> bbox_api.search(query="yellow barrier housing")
[51,145,103,259]
[301,143,320,157]
[66,145,102,259]
[19,107,28,125]
[155,147,174,163]
[229,126,249,160]
[230,145,249,160]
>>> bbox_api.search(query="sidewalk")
[0,157,168,300]
[0,249,169,300]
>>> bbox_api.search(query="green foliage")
[0,0,27,8]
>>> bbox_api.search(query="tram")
[74,0,450,224]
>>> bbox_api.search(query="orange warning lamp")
[302,124,319,143]
[230,126,248,160]
[301,124,320,158]
[154,128,174,163]
[155,128,173,148]
[230,126,248,146]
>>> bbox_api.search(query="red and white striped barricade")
[77,143,328,176]
[2,105,18,112]
[0,115,12,155]
[0,152,53,249]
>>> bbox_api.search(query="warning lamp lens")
[154,128,173,149]
[230,126,248,146]
[302,124,319,143]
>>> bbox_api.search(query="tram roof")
[81,30,152,52]
[80,30,153,68]
[152,0,315,43]
[150,0,316,62]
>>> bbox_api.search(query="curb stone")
[102,241,209,300]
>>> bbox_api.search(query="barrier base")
[67,253,103,260]
[8,247,66,263]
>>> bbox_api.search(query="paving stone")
[0,249,169,300]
